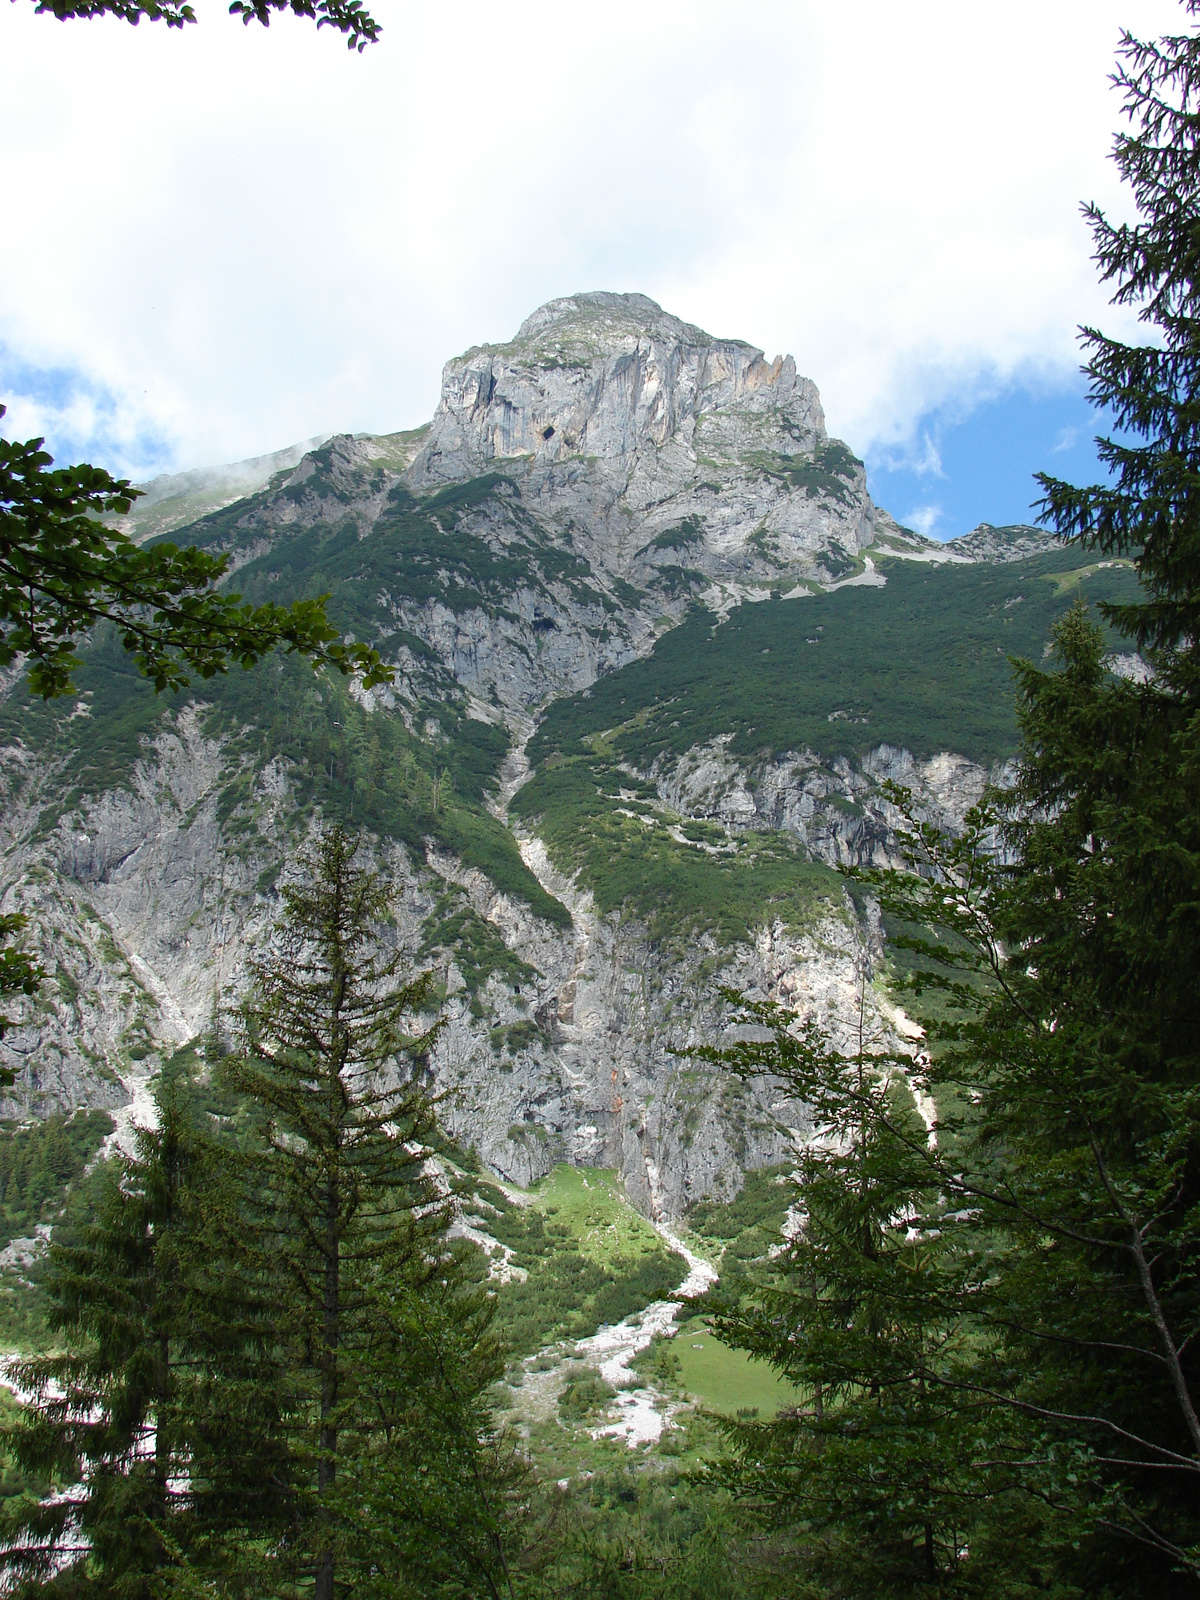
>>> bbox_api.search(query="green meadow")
[522,1164,670,1267]
[672,1315,803,1415]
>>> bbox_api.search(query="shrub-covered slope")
[509,549,1144,930]
[527,550,1143,773]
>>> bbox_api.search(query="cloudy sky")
[0,0,1185,537]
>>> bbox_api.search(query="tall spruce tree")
[698,792,1167,1595]
[0,1090,262,1597]
[1001,1,1200,1583]
[0,830,525,1598]
[220,826,524,1599]
[691,982,984,1597]
[706,9,1200,1590]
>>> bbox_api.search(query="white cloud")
[903,506,943,539]
[880,431,946,479]
[1052,426,1081,453]
[0,0,1184,476]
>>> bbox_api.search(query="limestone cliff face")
[0,292,1000,1218]
[0,703,974,1216]
[409,292,876,590]
[413,293,825,481]
[0,712,881,1217]
[652,737,1012,870]
[0,708,285,1118]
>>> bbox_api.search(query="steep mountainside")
[408,292,874,594]
[0,293,1142,1218]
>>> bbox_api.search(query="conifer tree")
[0,832,526,1598]
[692,977,1017,1598]
[219,825,524,1599]
[706,758,1200,1593]
[0,1092,241,1596]
[998,2,1200,1582]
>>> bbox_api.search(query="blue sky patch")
[861,384,1118,543]
[0,348,175,480]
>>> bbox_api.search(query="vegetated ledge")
[526,547,1146,774]
[510,756,846,950]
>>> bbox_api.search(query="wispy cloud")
[904,505,942,538]
[1052,426,1079,453]
[0,1,1178,472]
[880,430,945,479]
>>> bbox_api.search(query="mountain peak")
[512,291,726,352]
[405,290,872,588]
[950,522,1060,562]
[410,289,827,486]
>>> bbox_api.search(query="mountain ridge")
[0,293,1137,1218]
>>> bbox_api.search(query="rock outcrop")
[0,292,1027,1218]
[653,737,1012,870]
[409,292,877,591]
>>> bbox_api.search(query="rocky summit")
[0,293,1140,1218]
[409,291,869,587]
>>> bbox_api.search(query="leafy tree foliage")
[27,0,380,50]
[10,0,385,704]
[0,413,391,701]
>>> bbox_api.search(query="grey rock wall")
[652,736,1015,869]
[0,704,887,1219]
[408,292,877,596]
[0,292,989,1218]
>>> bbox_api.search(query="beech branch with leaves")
[27,0,380,51]
[0,412,393,700]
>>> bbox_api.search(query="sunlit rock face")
[0,292,991,1218]
[409,292,876,585]
[653,737,1014,871]
[413,292,825,477]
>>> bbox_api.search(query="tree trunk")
[153,1329,171,1542]
[315,1174,340,1600]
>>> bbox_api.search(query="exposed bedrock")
[0,293,1001,1217]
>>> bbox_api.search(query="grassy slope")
[671,1313,802,1415]
[498,1165,803,1418]
[512,753,845,946]
[1,469,570,929]
[524,1165,669,1265]
[527,549,1144,771]
[473,1164,690,1355]
[662,1166,806,1415]
[491,1163,801,1421]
